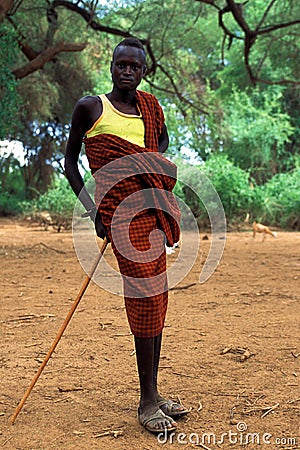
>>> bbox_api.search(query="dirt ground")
[0,218,299,450]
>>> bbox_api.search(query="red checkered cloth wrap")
[84,90,180,338]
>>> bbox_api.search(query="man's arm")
[158,124,169,153]
[65,97,109,240]
[65,98,94,210]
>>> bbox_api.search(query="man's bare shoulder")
[72,95,102,126]
[75,95,100,110]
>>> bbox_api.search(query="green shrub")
[258,168,300,229]
[25,176,77,218]
[175,154,260,226]
[175,155,300,230]
[203,154,259,220]
[0,154,26,215]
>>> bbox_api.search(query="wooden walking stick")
[10,237,108,425]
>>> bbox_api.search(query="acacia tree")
[0,0,299,197]
[195,0,300,85]
[0,1,94,195]
[3,0,299,85]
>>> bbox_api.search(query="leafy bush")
[202,154,260,220]
[0,154,26,215]
[22,176,77,218]
[257,168,300,229]
[174,155,300,230]
[175,154,260,227]
[222,87,295,184]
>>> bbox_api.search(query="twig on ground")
[221,346,255,361]
[243,403,280,417]
[94,430,123,438]
[24,342,43,347]
[111,333,132,337]
[253,394,265,404]
[172,371,197,378]
[73,431,85,436]
[57,386,84,393]
[287,396,300,404]
[2,435,14,446]
[197,401,203,412]
[39,242,66,253]
[3,314,56,323]
[261,402,279,418]
[99,322,112,330]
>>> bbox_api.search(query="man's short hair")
[113,38,146,61]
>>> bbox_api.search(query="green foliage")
[247,0,300,82]
[221,87,295,183]
[22,176,77,218]
[1,0,95,193]
[0,151,77,218]
[257,168,300,229]
[0,152,26,215]
[202,154,259,219]
[0,24,22,139]
[174,154,258,227]
[174,154,300,229]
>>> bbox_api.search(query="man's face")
[110,46,146,91]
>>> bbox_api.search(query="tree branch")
[257,20,300,36]
[251,77,300,86]
[51,0,132,38]
[12,41,86,79]
[50,0,158,75]
[6,15,38,60]
[195,0,221,9]
[196,0,300,86]
[218,5,243,42]
[255,0,276,31]
[226,0,251,34]
[148,63,209,115]
[46,4,59,47]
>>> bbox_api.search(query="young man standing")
[65,38,187,434]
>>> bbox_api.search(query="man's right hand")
[94,212,110,242]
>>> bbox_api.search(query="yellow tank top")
[86,94,145,147]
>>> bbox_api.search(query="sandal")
[157,399,189,418]
[138,407,177,434]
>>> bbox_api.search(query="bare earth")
[1,218,299,450]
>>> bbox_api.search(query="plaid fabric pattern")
[135,90,165,150]
[83,90,180,337]
[113,211,168,337]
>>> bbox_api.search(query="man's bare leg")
[152,332,187,416]
[134,335,176,431]
[153,332,162,390]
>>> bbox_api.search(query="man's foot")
[157,397,189,418]
[138,405,177,434]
